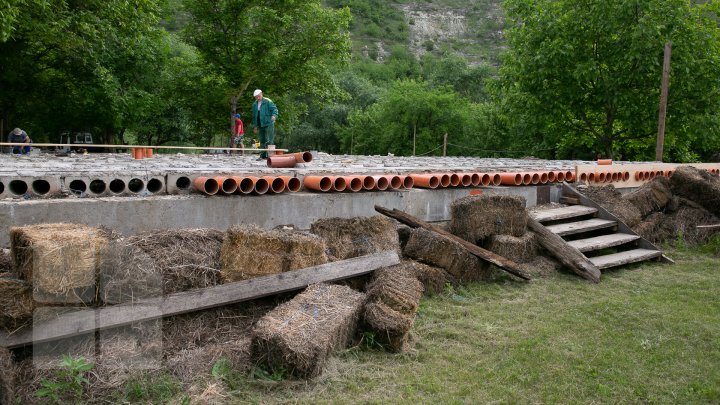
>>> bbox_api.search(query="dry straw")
[623,176,672,218]
[221,225,327,282]
[0,278,34,331]
[582,185,642,227]
[310,215,400,261]
[670,166,720,218]
[449,195,528,244]
[486,232,539,264]
[10,223,109,303]
[251,283,365,378]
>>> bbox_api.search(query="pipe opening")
[69,179,87,193]
[175,176,191,189]
[402,175,414,189]
[109,179,126,194]
[389,176,403,189]
[254,178,270,194]
[374,176,389,191]
[9,180,28,195]
[89,179,106,194]
[0,181,4,195]
[147,178,163,193]
[268,177,286,193]
[32,179,51,195]
[362,176,376,190]
[286,177,301,192]
[128,178,145,193]
[239,178,255,194]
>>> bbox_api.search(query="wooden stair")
[529,183,670,273]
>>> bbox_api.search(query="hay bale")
[670,166,720,218]
[581,185,642,227]
[251,283,365,379]
[99,228,224,304]
[486,232,539,264]
[364,264,423,352]
[363,301,414,352]
[633,199,719,246]
[9,223,108,304]
[623,176,672,218]
[310,216,400,261]
[0,248,12,274]
[0,347,18,405]
[449,195,527,244]
[403,260,455,295]
[0,278,34,331]
[519,256,561,277]
[366,264,424,314]
[221,225,327,282]
[166,338,252,384]
[403,227,491,282]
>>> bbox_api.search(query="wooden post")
[656,42,672,162]
[443,133,448,156]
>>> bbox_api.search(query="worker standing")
[251,89,278,160]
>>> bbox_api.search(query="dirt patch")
[449,195,527,244]
[310,216,400,261]
[221,225,327,282]
[251,283,365,379]
[580,185,642,227]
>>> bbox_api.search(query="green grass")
[223,248,720,404]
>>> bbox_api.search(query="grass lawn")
[222,247,720,404]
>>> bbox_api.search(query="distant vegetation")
[2,0,720,161]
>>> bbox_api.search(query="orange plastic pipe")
[193,176,219,196]
[344,176,363,192]
[132,148,144,159]
[290,151,313,164]
[547,171,557,183]
[556,171,566,182]
[267,155,297,168]
[460,174,473,187]
[411,174,440,189]
[362,175,376,191]
[236,176,257,194]
[144,148,154,159]
[371,175,389,191]
[216,176,237,194]
[499,173,522,186]
[400,175,414,189]
[597,159,612,165]
[448,173,461,187]
[278,176,301,192]
[303,175,332,192]
[331,176,347,192]
[479,173,491,186]
[540,172,549,184]
[491,173,502,186]
[253,177,270,195]
[565,171,575,182]
[263,176,286,193]
[470,173,481,186]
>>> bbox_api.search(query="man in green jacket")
[251,89,279,159]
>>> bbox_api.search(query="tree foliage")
[500,0,720,161]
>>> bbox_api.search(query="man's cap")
[234,113,241,118]
[253,89,262,97]
[12,128,21,135]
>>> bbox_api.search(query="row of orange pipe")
[193,175,301,196]
[498,170,575,186]
[132,148,153,159]
[410,172,502,189]
[579,171,632,183]
[303,174,414,192]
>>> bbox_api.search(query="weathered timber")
[697,224,720,229]
[567,233,640,253]
[0,251,400,349]
[527,216,601,283]
[559,196,581,205]
[374,205,531,281]
[530,205,598,223]
[589,248,663,270]
[545,218,617,236]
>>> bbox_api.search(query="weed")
[116,373,180,403]
[35,355,94,403]
[252,365,287,382]
[359,331,385,351]
[212,358,244,390]
[675,229,687,250]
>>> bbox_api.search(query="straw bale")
[581,185,642,227]
[166,338,252,384]
[486,232,539,264]
[310,216,400,261]
[221,225,327,282]
[98,228,224,304]
[633,200,718,246]
[0,248,12,274]
[9,223,108,303]
[0,347,18,405]
[0,278,34,331]
[449,195,527,244]
[519,256,561,277]
[402,260,455,295]
[403,227,491,282]
[251,283,365,379]
[363,301,414,352]
[623,176,672,218]
[366,264,424,314]
[670,166,720,218]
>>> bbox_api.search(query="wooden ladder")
[529,183,672,271]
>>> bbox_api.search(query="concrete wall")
[0,185,558,246]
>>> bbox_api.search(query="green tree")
[181,0,352,134]
[500,0,720,161]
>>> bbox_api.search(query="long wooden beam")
[0,251,400,349]
[374,205,531,281]
[0,142,287,152]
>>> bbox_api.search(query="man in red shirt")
[231,113,244,155]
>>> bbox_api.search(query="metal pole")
[656,42,672,162]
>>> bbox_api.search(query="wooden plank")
[545,218,617,236]
[589,248,663,270]
[0,251,400,349]
[530,205,598,223]
[567,233,641,252]
[527,217,601,283]
[697,224,720,229]
[374,205,531,281]
[559,196,581,205]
